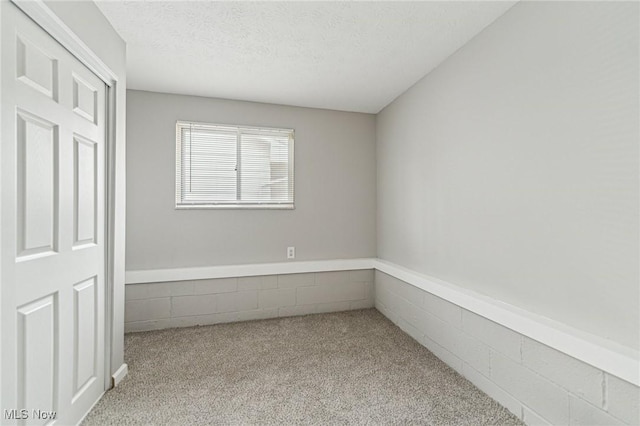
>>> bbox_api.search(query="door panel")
[73,277,97,398]
[1,3,107,424]
[15,35,58,100]
[73,135,97,247]
[16,110,59,259]
[16,295,57,426]
[71,75,97,124]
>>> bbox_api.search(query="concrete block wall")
[125,269,374,332]
[375,271,640,426]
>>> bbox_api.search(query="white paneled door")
[1,3,107,425]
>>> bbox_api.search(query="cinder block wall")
[125,270,374,332]
[375,271,640,426]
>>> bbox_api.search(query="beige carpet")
[84,309,522,425]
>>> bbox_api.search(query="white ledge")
[125,258,376,284]
[125,257,639,386]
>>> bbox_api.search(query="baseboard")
[124,258,639,386]
[111,363,128,387]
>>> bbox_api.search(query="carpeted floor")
[84,309,522,425]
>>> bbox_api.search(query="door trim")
[10,0,120,392]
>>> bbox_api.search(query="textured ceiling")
[96,1,517,113]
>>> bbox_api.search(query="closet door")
[1,3,107,424]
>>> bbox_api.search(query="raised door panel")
[16,110,58,260]
[72,75,97,124]
[16,35,58,100]
[73,135,97,247]
[73,278,97,399]
[17,295,58,425]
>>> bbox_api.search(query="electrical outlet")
[287,246,295,259]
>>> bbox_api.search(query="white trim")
[103,83,117,392]
[174,204,294,210]
[11,0,118,86]
[111,363,128,387]
[126,258,376,284]
[125,258,639,386]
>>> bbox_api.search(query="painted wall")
[376,1,639,350]
[44,0,128,376]
[126,90,376,270]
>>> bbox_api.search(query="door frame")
[9,0,120,392]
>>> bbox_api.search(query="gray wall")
[126,90,376,270]
[376,2,639,350]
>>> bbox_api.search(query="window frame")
[175,120,295,210]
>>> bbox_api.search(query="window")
[176,121,294,209]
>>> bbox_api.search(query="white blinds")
[176,121,294,208]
